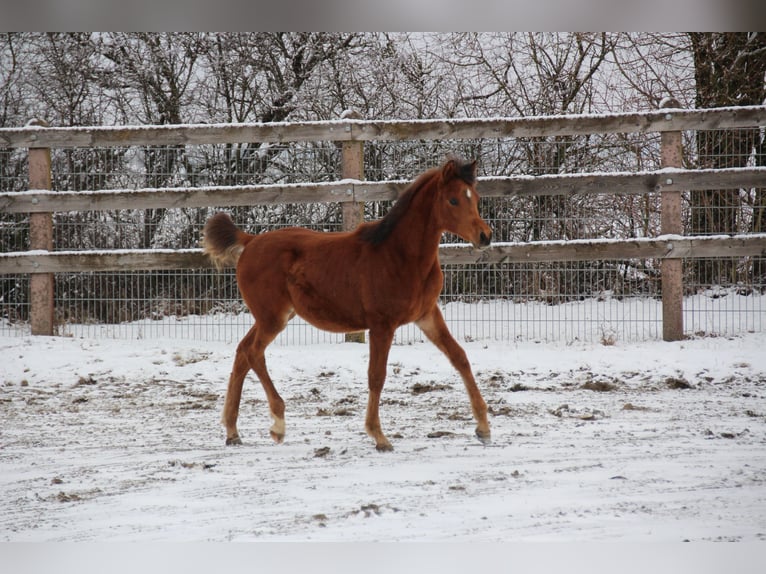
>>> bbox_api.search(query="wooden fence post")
[341,110,366,343]
[660,99,684,341]
[28,119,55,336]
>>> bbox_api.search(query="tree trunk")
[689,33,766,286]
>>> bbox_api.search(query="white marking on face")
[466,188,472,199]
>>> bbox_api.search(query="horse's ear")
[441,158,458,181]
[442,157,477,184]
[467,159,478,180]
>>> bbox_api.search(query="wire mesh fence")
[1,125,764,344]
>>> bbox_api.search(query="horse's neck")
[386,188,443,264]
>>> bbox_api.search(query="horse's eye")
[449,197,459,206]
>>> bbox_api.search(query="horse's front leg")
[365,327,396,451]
[416,306,490,444]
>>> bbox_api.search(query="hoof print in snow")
[314,446,331,458]
[581,380,617,392]
[666,377,693,390]
[427,430,456,439]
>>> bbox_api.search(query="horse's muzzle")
[474,230,492,250]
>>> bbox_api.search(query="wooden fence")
[2,103,766,341]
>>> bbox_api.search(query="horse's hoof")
[226,435,243,446]
[269,431,285,444]
[475,429,491,446]
[375,442,394,452]
[270,416,285,444]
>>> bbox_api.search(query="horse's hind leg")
[243,316,287,443]
[222,326,256,445]
[222,322,286,445]
[249,345,286,443]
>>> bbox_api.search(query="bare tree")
[610,33,695,109]
[0,33,27,130]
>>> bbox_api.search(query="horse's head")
[437,158,492,250]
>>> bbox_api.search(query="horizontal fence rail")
[2,235,766,274]
[2,167,766,213]
[2,105,766,148]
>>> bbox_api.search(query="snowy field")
[2,320,766,547]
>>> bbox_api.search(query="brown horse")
[203,157,492,451]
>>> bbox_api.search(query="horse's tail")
[202,212,254,269]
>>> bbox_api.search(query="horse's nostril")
[480,231,491,246]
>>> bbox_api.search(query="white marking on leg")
[270,414,285,437]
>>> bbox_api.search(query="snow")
[2,325,765,543]
[5,233,765,262]
[4,104,765,136]
[7,165,766,202]
[9,179,367,199]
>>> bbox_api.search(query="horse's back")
[236,227,369,331]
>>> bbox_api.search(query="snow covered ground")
[1,328,766,543]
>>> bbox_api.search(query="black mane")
[359,158,475,246]
[451,156,477,185]
[358,169,435,246]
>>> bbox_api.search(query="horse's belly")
[288,280,367,333]
[292,302,367,333]
[280,237,441,334]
